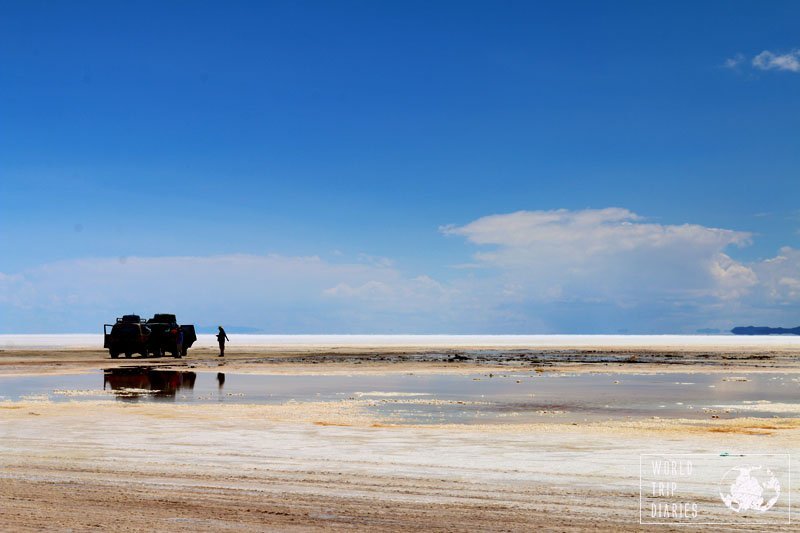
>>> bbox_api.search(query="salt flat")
[1,338,798,530]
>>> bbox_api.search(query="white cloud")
[441,208,800,330]
[442,208,751,278]
[724,54,744,69]
[324,275,454,312]
[754,247,800,303]
[752,49,800,72]
[444,207,749,250]
[709,253,758,300]
[441,208,779,328]
[4,210,800,333]
[724,49,800,73]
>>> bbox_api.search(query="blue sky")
[2,1,799,333]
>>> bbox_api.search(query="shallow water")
[1,368,799,424]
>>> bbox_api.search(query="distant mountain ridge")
[731,326,800,335]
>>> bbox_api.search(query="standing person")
[216,326,229,357]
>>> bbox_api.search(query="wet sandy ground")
[1,344,800,531]
[2,342,800,376]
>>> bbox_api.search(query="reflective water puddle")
[1,368,799,424]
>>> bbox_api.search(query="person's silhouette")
[216,326,229,357]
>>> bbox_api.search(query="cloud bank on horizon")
[2,208,798,334]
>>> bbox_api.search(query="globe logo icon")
[719,466,781,513]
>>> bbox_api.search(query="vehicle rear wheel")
[110,351,119,359]
[125,352,132,358]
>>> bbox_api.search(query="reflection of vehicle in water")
[103,313,196,358]
[103,315,150,358]
[103,367,196,399]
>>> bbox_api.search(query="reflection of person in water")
[216,326,229,357]
[217,372,225,389]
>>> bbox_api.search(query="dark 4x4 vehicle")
[145,313,197,357]
[104,314,196,358]
[103,315,150,358]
